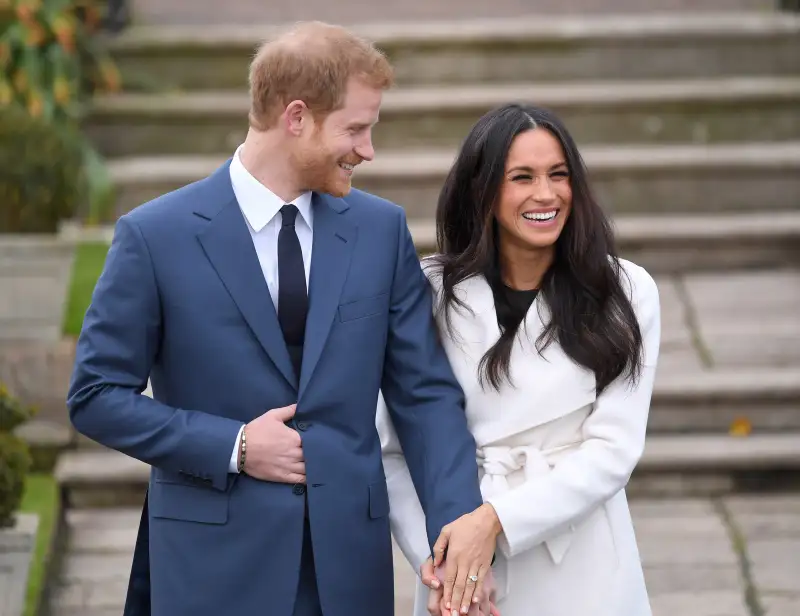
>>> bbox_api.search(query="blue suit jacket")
[67,161,483,616]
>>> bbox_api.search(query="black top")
[493,283,539,332]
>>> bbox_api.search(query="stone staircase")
[40,7,800,616]
[89,13,800,269]
[57,11,800,502]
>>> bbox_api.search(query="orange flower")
[52,15,75,49]
[83,5,101,29]
[729,417,752,437]
[13,70,28,93]
[15,4,36,24]
[56,30,75,52]
[0,81,12,106]
[25,23,46,47]
[0,42,10,67]
[53,76,71,104]
[27,92,43,117]
[100,61,121,92]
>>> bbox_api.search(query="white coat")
[377,258,661,616]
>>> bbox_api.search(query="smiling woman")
[380,103,660,616]
[433,104,643,394]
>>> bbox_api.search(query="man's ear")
[284,100,309,136]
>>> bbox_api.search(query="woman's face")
[494,128,573,254]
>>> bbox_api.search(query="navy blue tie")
[278,204,308,380]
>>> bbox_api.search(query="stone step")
[49,494,800,616]
[109,13,800,91]
[58,211,800,274]
[86,76,800,158]
[68,367,800,451]
[0,235,76,276]
[106,142,800,219]
[127,0,779,27]
[410,211,800,273]
[645,368,800,433]
[55,428,800,508]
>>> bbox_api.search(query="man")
[67,21,497,616]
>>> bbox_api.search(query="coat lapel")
[195,161,297,389]
[442,273,597,444]
[299,193,356,396]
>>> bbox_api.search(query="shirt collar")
[229,145,313,233]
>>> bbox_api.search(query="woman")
[377,103,660,616]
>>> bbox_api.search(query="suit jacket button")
[297,421,309,431]
[293,484,306,496]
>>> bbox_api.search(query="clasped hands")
[241,405,503,615]
[422,504,503,616]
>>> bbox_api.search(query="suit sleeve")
[377,392,434,574]
[67,215,242,491]
[380,208,483,552]
[485,267,661,557]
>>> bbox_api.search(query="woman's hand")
[421,557,501,616]
[432,504,502,613]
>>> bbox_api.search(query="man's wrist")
[237,424,248,473]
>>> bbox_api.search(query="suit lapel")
[195,162,297,389]
[299,193,356,396]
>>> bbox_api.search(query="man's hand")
[432,504,502,615]
[241,404,305,483]
[423,558,500,616]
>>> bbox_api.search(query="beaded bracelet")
[238,426,247,473]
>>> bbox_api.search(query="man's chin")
[320,181,352,198]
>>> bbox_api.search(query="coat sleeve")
[377,391,433,574]
[379,210,483,554]
[67,215,242,491]
[485,265,661,557]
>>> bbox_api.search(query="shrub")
[0,384,35,528]
[0,104,87,233]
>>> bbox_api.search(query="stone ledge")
[651,367,800,401]
[107,12,800,51]
[56,432,800,480]
[409,212,800,249]
[90,76,800,117]
[642,434,800,469]
[66,211,800,248]
[16,420,74,473]
[107,142,800,186]
[0,339,76,425]
[0,513,39,616]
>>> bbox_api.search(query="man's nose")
[355,134,375,162]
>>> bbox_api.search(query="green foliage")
[1,0,118,228]
[0,384,35,528]
[1,0,120,121]
[0,104,87,232]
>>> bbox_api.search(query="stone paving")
[125,0,776,27]
[0,238,75,343]
[46,495,800,616]
[2,266,798,429]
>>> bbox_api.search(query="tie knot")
[280,204,299,227]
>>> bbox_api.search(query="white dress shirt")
[227,146,314,472]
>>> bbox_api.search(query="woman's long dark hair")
[432,104,643,394]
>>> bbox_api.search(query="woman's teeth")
[522,211,557,222]
[339,163,355,171]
